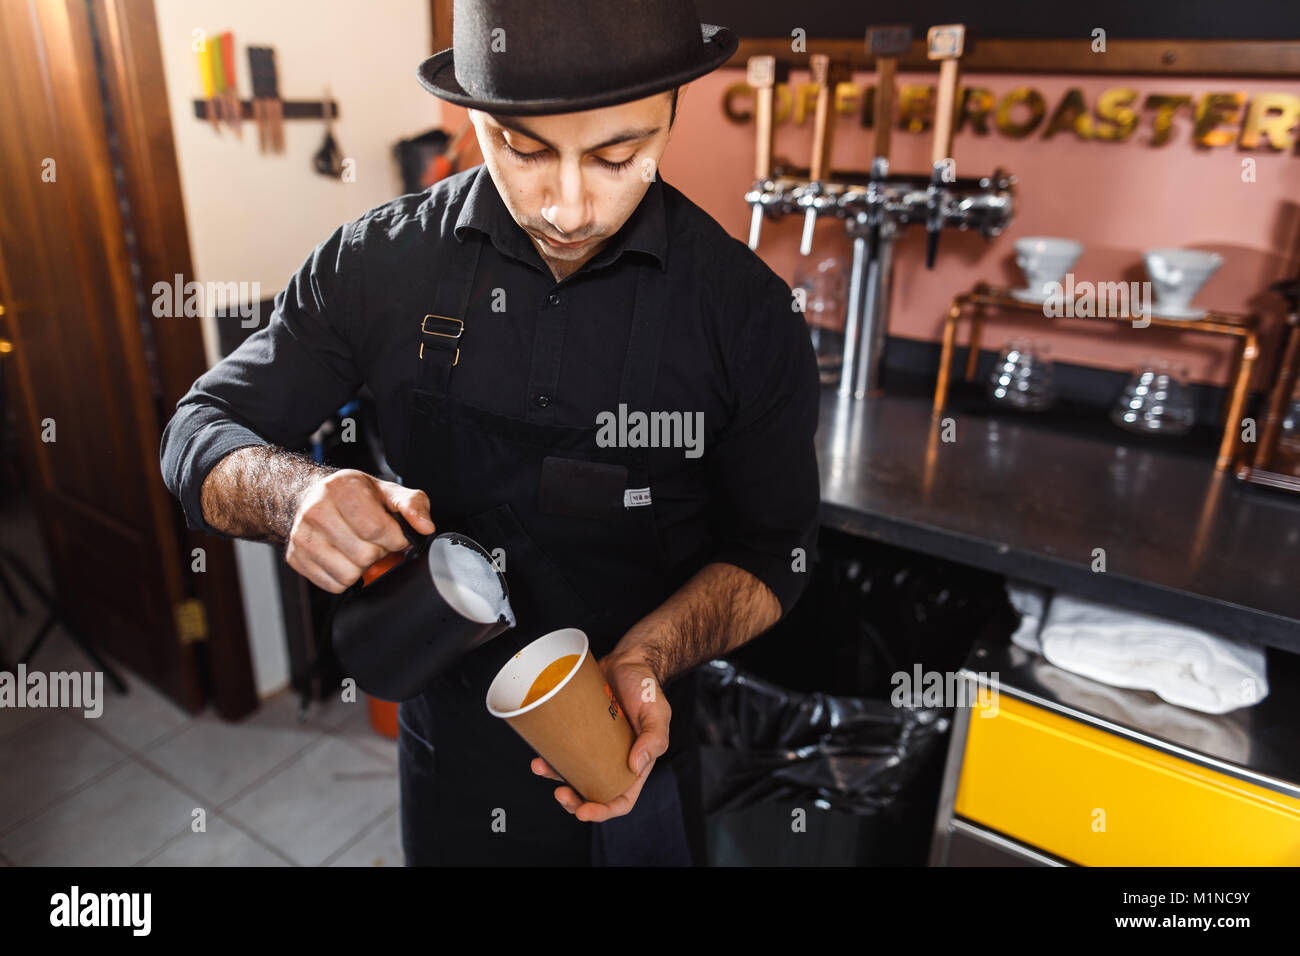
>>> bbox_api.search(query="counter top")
[815,389,1300,653]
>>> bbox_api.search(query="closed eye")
[503,142,547,164]
[503,142,635,173]
[596,154,636,173]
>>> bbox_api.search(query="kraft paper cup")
[486,628,638,804]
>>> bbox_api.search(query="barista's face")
[469,89,680,278]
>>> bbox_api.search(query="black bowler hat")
[417,0,738,116]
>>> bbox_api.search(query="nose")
[540,161,588,237]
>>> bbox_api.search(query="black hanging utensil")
[247,46,274,152]
[313,84,344,178]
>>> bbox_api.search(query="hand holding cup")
[486,629,667,822]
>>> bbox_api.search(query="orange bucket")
[367,695,399,738]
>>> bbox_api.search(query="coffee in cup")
[486,628,638,804]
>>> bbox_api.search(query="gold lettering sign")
[995,87,1046,138]
[1094,88,1139,142]
[1194,92,1246,147]
[722,82,1300,152]
[833,81,860,119]
[1143,94,1192,146]
[957,88,995,134]
[792,82,820,126]
[1043,88,1093,140]
[1240,93,1300,150]
[898,84,934,134]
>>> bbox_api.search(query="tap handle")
[865,26,912,163]
[926,24,966,169]
[805,56,849,184]
[747,55,788,182]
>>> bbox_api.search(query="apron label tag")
[623,487,652,508]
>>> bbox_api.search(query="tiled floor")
[0,494,404,867]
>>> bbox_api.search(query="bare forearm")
[199,445,336,545]
[611,561,781,685]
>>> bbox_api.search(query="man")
[160,0,821,866]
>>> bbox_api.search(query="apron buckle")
[420,314,463,366]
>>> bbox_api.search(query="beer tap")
[924,160,948,269]
[924,24,964,269]
[745,55,790,250]
[863,26,910,264]
[741,22,1016,401]
[798,54,850,256]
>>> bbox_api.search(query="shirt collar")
[454,163,667,273]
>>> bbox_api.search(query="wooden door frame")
[431,0,452,50]
[89,0,256,719]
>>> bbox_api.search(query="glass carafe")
[794,255,848,387]
[987,338,1056,412]
[1110,358,1195,436]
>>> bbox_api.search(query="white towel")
[1038,593,1268,715]
[1005,580,1049,653]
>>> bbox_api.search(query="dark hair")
[668,87,678,126]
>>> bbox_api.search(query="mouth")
[537,233,590,250]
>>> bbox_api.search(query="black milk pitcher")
[330,516,515,702]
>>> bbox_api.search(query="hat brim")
[416,23,738,116]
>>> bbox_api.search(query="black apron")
[396,231,706,866]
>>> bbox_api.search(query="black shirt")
[160,164,821,617]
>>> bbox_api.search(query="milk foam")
[426,537,514,625]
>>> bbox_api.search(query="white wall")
[153,0,442,696]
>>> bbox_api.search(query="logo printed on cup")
[603,682,622,720]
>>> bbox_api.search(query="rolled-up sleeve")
[160,221,364,538]
[706,255,822,620]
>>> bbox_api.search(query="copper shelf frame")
[1237,309,1300,493]
[932,282,1261,472]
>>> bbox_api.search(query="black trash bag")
[698,660,949,815]
[696,659,951,865]
[731,527,1016,699]
[699,529,1018,864]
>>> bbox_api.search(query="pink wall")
[661,69,1300,387]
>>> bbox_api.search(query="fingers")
[530,757,563,782]
[287,551,351,594]
[288,504,385,590]
[286,470,427,592]
[552,758,654,822]
[379,482,437,536]
[627,707,670,775]
[339,477,413,554]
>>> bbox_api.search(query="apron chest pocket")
[537,455,628,520]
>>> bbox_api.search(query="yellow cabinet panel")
[954,694,1300,865]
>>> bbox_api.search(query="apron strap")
[616,259,669,414]
[416,227,666,416]
[416,233,485,394]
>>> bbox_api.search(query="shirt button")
[547,293,560,306]
[533,393,551,408]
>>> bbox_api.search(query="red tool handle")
[220,32,237,92]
